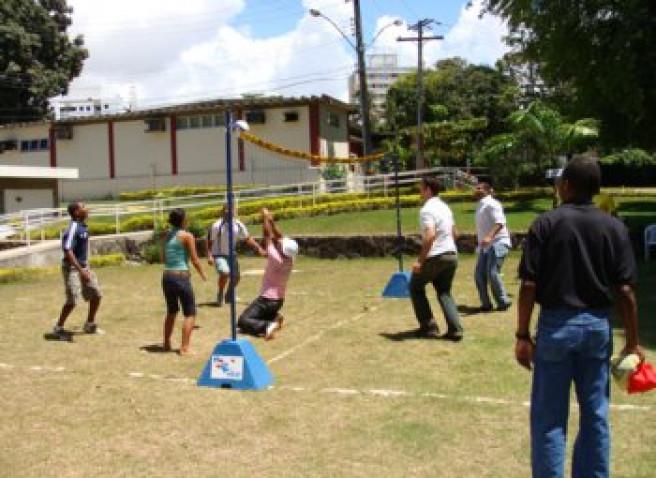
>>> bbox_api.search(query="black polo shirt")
[519,202,636,309]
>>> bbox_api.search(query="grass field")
[248,195,656,236]
[1,254,655,477]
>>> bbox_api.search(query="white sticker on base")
[210,355,244,380]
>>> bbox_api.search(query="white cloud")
[369,1,509,68]
[63,0,509,107]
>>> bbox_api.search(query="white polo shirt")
[420,196,457,257]
[475,195,511,250]
[209,218,249,256]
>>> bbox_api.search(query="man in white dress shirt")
[474,182,512,312]
[409,176,463,341]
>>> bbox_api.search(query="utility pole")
[397,19,442,170]
[353,0,372,158]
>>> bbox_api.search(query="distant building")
[349,54,413,126]
[51,95,125,120]
[0,95,353,207]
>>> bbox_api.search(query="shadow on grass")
[458,305,487,316]
[140,344,174,353]
[379,330,432,341]
[198,301,221,308]
[43,332,74,342]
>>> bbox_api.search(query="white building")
[51,95,125,120]
[0,95,353,209]
[349,54,414,125]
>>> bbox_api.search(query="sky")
[64,0,510,107]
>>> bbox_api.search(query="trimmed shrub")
[89,253,125,267]
[0,254,126,284]
[119,184,257,201]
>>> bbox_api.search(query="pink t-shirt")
[260,243,293,300]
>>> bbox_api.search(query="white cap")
[281,237,298,258]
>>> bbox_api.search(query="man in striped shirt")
[52,202,103,340]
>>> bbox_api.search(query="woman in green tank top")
[161,208,206,355]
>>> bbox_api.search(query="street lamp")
[310,7,402,158]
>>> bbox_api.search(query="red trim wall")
[48,126,57,167]
[108,121,115,179]
[170,115,178,175]
[309,101,320,166]
[236,110,245,172]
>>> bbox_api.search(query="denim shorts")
[214,255,240,276]
[162,272,196,317]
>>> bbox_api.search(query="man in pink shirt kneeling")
[237,208,298,340]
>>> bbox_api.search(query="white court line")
[266,305,379,365]
[2,361,651,413]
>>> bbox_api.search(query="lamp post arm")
[317,14,357,51]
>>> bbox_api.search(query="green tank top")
[164,229,189,271]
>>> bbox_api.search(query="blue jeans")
[531,308,612,478]
[475,243,510,308]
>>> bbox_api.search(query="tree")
[385,57,519,167]
[0,0,87,124]
[387,57,519,138]
[478,101,599,188]
[481,1,656,149]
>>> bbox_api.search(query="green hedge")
[119,184,257,201]
[0,253,126,284]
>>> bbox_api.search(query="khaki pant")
[62,263,102,306]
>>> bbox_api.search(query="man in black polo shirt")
[515,155,643,478]
[52,202,103,340]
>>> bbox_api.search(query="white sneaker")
[264,320,281,341]
[83,322,105,335]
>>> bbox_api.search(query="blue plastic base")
[382,271,411,298]
[197,338,273,390]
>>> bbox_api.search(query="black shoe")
[497,302,512,312]
[477,305,493,313]
[440,332,463,342]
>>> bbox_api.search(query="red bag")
[628,362,656,394]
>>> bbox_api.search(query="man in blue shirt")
[53,202,103,340]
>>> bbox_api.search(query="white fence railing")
[0,166,483,247]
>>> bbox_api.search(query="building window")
[327,112,340,128]
[188,116,200,129]
[213,114,225,127]
[202,115,214,128]
[284,111,299,122]
[176,117,188,130]
[20,138,49,152]
[245,110,266,124]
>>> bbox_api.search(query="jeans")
[531,308,612,478]
[409,253,462,334]
[475,242,510,308]
[238,297,284,336]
